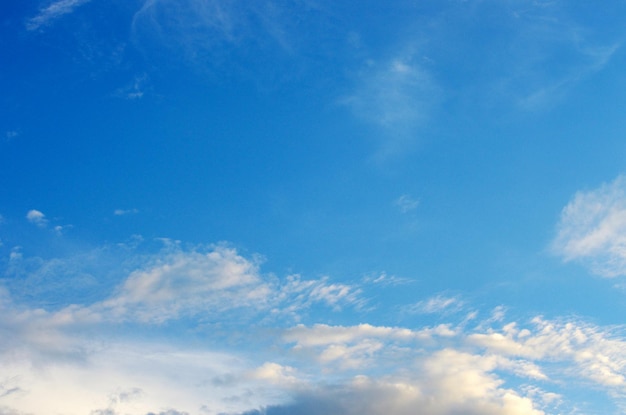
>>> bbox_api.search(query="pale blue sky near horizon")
[3,1,626,414]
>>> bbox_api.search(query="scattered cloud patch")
[26,0,91,31]
[552,175,626,277]
[26,210,47,227]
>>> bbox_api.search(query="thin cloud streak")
[26,0,91,31]
[552,175,626,277]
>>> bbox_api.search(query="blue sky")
[3,1,626,414]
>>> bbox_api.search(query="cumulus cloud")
[26,0,91,31]
[552,175,626,277]
[26,210,47,227]
[241,355,545,415]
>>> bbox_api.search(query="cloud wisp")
[340,55,441,158]
[26,0,91,31]
[552,175,626,277]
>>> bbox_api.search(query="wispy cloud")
[130,0,304,75]
[26,0,91,31]
[405,294,464,315]
[493,2,622,111]
[4,243,363,325]
[552,175,626,277]
[341,55,441,157]
[113,208,139,216]
[394,194,419,213]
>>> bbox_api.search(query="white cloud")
[469,317,626,389]
[241,352,545,415]
[247,363,299,386]
[0,338,268,415]
[4,242,626,414]
[97,246,268,323]
[26,210,47,227]
[26,0,91,31]
[284,323,418,348]
[552,175,626,277]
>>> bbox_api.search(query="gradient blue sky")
[3,1,626,414]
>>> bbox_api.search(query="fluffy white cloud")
[97,246,267,323]
[552,175,626,277]
[26,209,47,227]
